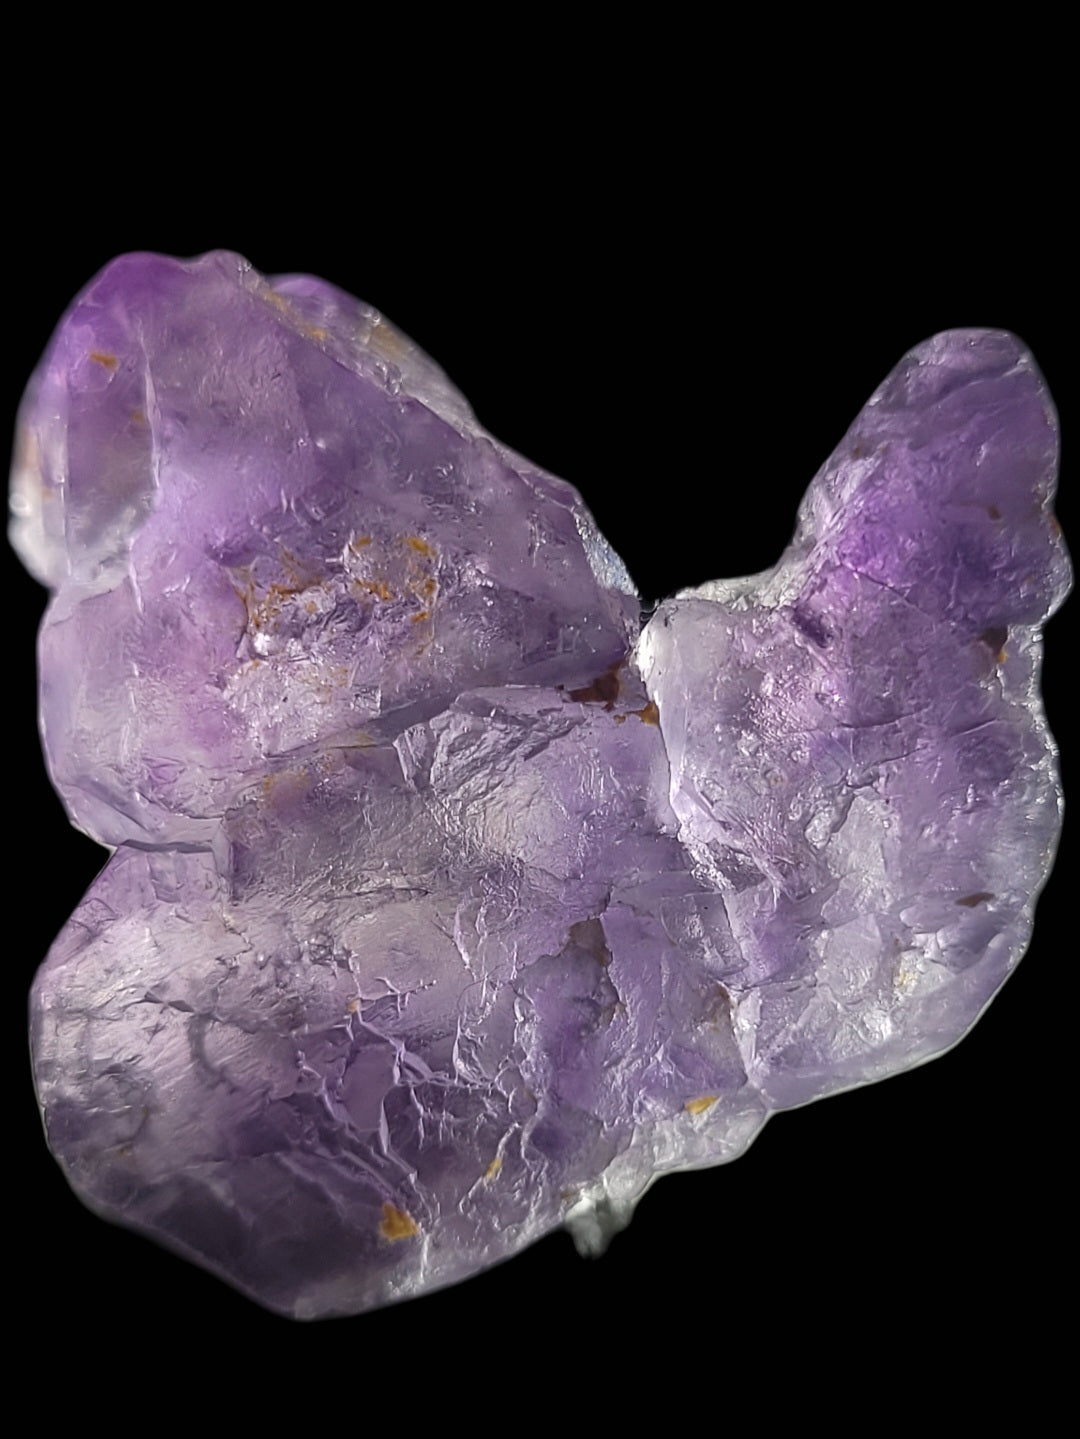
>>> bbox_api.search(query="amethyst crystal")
[11,253,1069,1318]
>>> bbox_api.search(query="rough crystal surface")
[12,252,1069,1318]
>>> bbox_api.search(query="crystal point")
[12,255,1068,1317]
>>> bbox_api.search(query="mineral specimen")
[12,253,1069,1318]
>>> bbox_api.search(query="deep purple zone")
[10,252,1069,1317]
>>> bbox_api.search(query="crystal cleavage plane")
[11,253,1069,1318]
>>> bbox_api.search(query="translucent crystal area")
[11,252,1069,1318]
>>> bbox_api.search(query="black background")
[6,109,1071,1401]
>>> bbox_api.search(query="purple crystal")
[11,252,1069,1318]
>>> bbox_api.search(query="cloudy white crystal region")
[12,251,1069,1318]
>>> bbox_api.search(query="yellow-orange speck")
[406,535,436,558]
[355,578,393,602]
[378,1203,419,1241]
[485,1156,503,1180]
[684,1095,718,1116]
[89,351,118,370]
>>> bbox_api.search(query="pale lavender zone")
[12,253,1069,1318]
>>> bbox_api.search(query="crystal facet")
[12,252,1069,1318]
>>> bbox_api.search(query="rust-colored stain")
[684,1095,719,1116]
[405,535,436,559]
[568,662,621,710]
[354,578,393,602]
[368,320,409,362]
[379,1203,419,1241]
[89,350,118,370]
